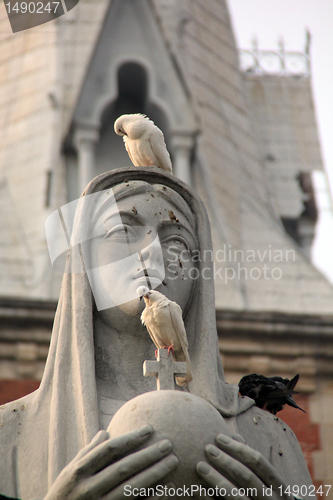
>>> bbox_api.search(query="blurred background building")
[0,0,333,491]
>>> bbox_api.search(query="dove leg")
[167,345,174,356]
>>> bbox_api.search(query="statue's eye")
[162,235,189,252]
[104,224,137,242]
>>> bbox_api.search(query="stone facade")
[217,310,333,492]
[244,74,321,256]
[0,298,54,381]
[0,0,333,492]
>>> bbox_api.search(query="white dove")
[137,286,192,386]
[114,114,172,173]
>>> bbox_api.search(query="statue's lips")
[133,269,164,281]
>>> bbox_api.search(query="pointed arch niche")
[65,0,198,201]
[95,62,171,182]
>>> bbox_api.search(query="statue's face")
[88,188,198,320]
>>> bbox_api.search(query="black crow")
[239,373,306,415]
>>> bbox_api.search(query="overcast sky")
[227,0,333,283]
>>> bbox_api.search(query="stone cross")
[143,349,187,390]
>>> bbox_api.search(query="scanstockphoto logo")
[4,0,80,33]
[166,245,296,284]
[45,189,165,312]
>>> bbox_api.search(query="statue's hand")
[196,434,291,500]
[44,425,178,500]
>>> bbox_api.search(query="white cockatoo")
[114,114,172,173]
[137,286,192,386]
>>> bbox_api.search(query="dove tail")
[175,354,192,387]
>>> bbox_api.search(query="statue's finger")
[102,454,179,500]
[216,434,288,493]
[74,430,110,462]
[87,439,174,496]
[75,425,153,476]
[205,444,266,500]
[196,461,248,500]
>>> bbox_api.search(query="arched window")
[95,62,170,178]
[66,62,171,201]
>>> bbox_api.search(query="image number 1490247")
[6,2,61,14]
[277,484,332,497]
[4,0,80,33]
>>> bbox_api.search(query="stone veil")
[0,167,312,499]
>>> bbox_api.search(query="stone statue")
[0,167,313,499]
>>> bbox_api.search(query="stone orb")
[108,390,231,488]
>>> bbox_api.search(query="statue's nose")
[140,237,163,266]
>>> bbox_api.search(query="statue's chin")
[115,297,145,316]
[108,281,166,317]
[95,297,146,334]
